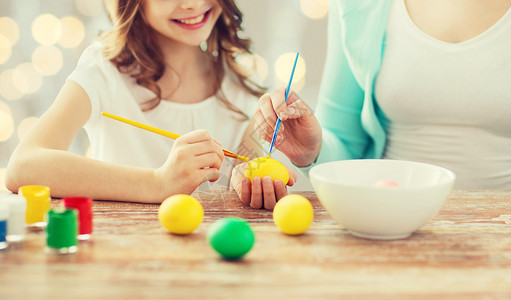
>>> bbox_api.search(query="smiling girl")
[5,0,295,203]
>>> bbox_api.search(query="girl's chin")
[162,38,208,49]
[169,33,213,48]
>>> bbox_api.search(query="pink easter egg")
[373,179,400,188]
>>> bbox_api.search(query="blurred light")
[0,34,12,64]
[0,70,24,100]
[0,17,20,46]
[275,52,306,82]
[300,0,329,19]
[274,53,306,93]
[75,0,104,17]
[0,101,14,142]
[32,14,63,46]
[0,170,5,188]
[86,146,92,158]
[17,117,39,141]
[236,30,249,40]
[32,45,63,76]
[236,53,269,81]
[253,54,269,81]
[12,63,43,94]
[58,16,85,48]
[0,168,7,191]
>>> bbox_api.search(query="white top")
[0,202,8,220]
[68,42,259,190]
[375,0,511,189]
[0,191,26,213]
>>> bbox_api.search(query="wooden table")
[1,190,511,299]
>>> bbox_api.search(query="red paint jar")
[62,197,93,240]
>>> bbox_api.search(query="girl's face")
[142,0,222,47]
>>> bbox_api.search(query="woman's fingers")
[285,97,312,120]
[274,179,288,200]
[254,110,274,142]
[285,167,297,187]
[259,92,280,126]
[235,175,290,210]
[262,176,277,210]
[269,89,288,121]
[251,177,289,210]
[268,89,306,122]
[250,177,263,209]
[240,178,251,206]
[255,89,308,144]
[231,164,249,205]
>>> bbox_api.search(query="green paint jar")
[45,208,78,255]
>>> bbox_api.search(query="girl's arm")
[5,81,223,203]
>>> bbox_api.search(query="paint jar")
[45,208,78,255]
[0,192,27,242]
[19,185,51,229]
[0,202,8,250]
[62,197,93,240]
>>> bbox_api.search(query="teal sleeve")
[294,0,389,177]
[315,1,371,163]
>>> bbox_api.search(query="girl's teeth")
[178,14,205,25]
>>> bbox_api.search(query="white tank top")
[375,0,511,189]
[67,42,258,191]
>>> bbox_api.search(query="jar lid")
[18,185,50,201]
[0,192,27,213]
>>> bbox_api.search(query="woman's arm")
[314,0,371,163]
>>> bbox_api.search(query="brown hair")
[100,0,265,117]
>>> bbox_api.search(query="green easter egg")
[207,217,255,260]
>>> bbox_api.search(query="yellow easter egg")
[158,194,203,235]
[273,194,313,235]
[244,156,289,185]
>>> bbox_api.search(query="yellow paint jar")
[19,185,51,229]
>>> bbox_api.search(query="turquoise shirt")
[300,0,393,174]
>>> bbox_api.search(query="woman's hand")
[255,89,322,167]
[155,129,224,197]
[230,162,297,210]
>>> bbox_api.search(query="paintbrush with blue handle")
[267,52,300,157]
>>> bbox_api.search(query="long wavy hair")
[100,0,265,117]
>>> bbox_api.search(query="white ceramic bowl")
[309,159,456,240]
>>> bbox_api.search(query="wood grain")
[1,190,510,299]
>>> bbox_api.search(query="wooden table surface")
[1,190,511,299]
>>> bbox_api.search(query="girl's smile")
[143,0,222,47]
[172,8,212,29]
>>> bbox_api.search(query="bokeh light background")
[0,0,328,191]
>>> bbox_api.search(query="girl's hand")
[155,129,224,197]
[230,163,298,210]
[255,89,322,167]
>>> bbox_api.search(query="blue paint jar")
[1,192,27,242]
[0,202,8,250]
